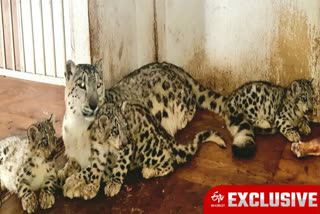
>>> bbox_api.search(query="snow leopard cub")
[63,102,225,200]
[224,79,314,158]
[0,115,57,213]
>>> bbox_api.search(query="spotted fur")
[105,62,226,136]
[60,61,226,189]
[62,102,226,199]
[0,115,57,213]
[223,80,314,158]
[59,60,105,185]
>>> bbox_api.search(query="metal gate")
[0,0,72,85]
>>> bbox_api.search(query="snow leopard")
[62,102,226,200]
[0,115,57,213]
[59,60,105,185]
[59,61,226,188]
[223,79,314,158]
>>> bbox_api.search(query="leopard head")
[65,60,105,121]
[91,103,129,150]
[289,79,314,116]
[27,114,57,159]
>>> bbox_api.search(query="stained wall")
[88,0,156,88]
[89,0,320,121]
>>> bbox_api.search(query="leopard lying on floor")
[59,61,226,188]
[63,102,226,199]
[222,80,314,157]
[0,115,57,213]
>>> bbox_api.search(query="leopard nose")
[306,109,313,115]
[89,102,98,111]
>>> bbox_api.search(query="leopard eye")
[78,82,86,90]
[301,95,307,102]
[112,126,119,135]
[41,137,48,146]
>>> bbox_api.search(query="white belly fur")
[63,113,92,168]
[0,137,27,192]
[29,158,53,190]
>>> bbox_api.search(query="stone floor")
[0,76,319,214]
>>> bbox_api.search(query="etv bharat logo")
[211,191,225,207]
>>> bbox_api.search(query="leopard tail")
[171,130,226,165]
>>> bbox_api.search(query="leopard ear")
[94,59,103,76]
[48,114,54,124]
[290,81,301,95]
[65,60,76,81]
[310,78,315,87]
[27,125,39,142]
[98,115,109,130]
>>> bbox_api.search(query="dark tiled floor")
[0,76,319,214]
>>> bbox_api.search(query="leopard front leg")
[277,118,301,142]
[81,160,104,200]
[39,168,57,210]
[17,181,38,213]
[298,119,311,136]
[104,147,132,197]
[57,157,81,187]
[63,167,90,199]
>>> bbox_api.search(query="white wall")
[89,0,156,88]
[65,0,91,64]
[156,0,320,120]
[89,0,320,120]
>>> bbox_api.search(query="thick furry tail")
[172,130,226,165]
[161,62,227,116]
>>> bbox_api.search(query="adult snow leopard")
[59,61,225,187]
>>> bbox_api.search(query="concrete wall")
[89,0,156,88]
[89,0,320,121]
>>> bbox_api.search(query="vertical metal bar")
[16,0,25,72]
[8,0,15,70]
[29,0,36,73]
[50,0,56,77]
[0,0,6,68]
[39,0,46,75]
[61,0,66,68]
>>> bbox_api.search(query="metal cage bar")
[0,0,6,68]
[16,0,25,72]
[50,0,57,77]
[39,0,46,75]
[0,0,69,85]
[29,0,36,74]
[8,0,15,70]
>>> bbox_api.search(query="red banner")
[204,185,320,214]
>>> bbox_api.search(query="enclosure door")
[0,0,90,85]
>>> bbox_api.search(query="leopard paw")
[39,190,55,209]
[104,181,122,197]
[21,192,38,213]
[256,120,271,129]
[142,167,158,179]
[299,124,311,136]
[285,131,301,142]
[82,183,100,200]
[63,174,86,199]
